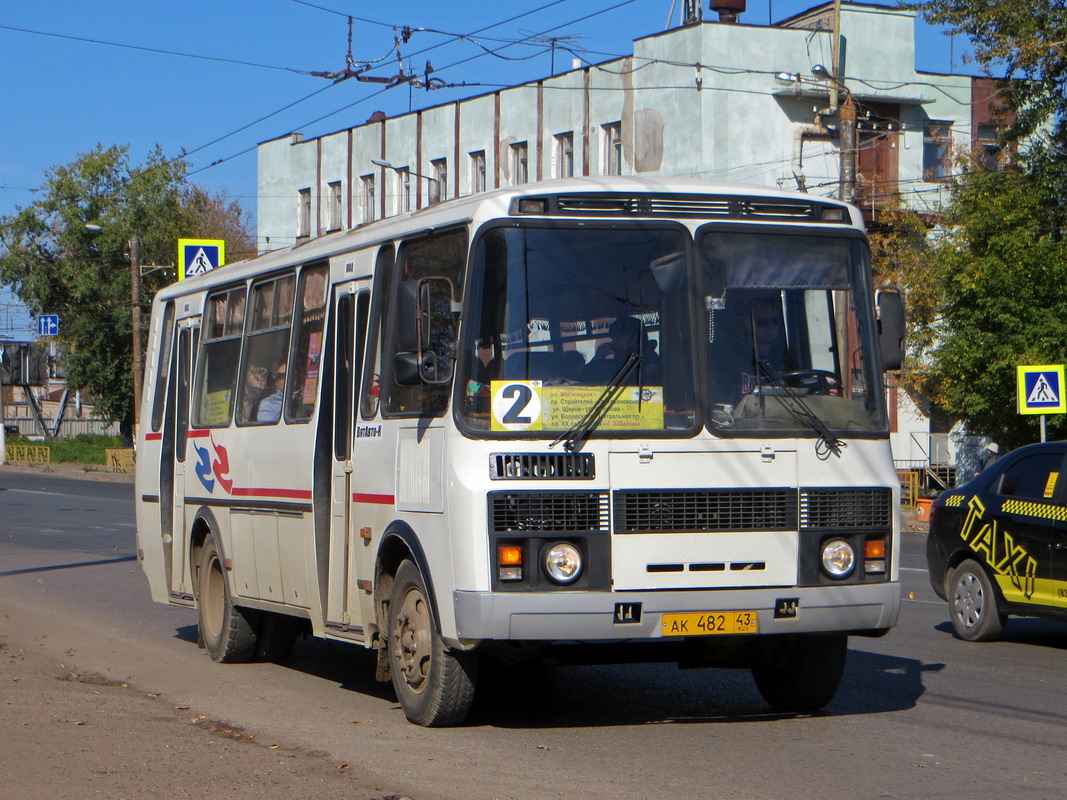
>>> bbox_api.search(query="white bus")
[136,176,905,726]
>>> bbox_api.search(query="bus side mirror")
[396,280,430,353]
[394,278,456,385]
[876,290,905,371]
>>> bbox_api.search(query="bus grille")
[613,487,892,533]
[489,491,609,533]
[490,452,595,480]
[613,489,797,533]
[799,487,893,529]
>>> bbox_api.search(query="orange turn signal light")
[498,545,523,566]
[864,539,886,559]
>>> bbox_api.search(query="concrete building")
[256,1,1002,480]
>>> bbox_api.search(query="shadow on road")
[934,619,1067,651]
[0,555,137,578]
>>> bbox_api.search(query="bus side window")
[288,264,329,422]
[360,245,395,420]
[193,287,246,427]
[150,302,175,433]
[382,228,467,417]
[237,273,295,425]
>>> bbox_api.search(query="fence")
[4,444,50,465]
[105,448,136,473]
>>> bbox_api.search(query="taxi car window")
[997,452,1065,499]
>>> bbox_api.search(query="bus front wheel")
[751,633,847,712]
[197,535,257,663]
[387,560,477,726]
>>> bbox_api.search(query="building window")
[511,141,529,185]
[923,120,953,181]
[470,150,486,194]
[296,188,311,238]
[555,132,574,179]
[326,181,342,231]
[430,158,448,204]
[603,122,622,176]
[397,167,412,214]
[975,123,1001,169]
[360,174,376,223]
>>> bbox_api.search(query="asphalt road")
[3,466,1067,799]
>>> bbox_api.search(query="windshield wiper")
[756,360,844,458]
[551,352,641,453]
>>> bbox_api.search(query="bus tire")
[197,535,257,663]
[387,560,477,726]
[948,559,1005,642]
[255,612,300,663]
[751,633,847,712]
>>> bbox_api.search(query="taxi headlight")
[821,538,856,578]
[544,542,582,585]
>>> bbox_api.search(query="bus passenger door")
[326,290,369,632]
[170,324,195,600]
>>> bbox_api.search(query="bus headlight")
[544,542,582,585]
[821,538,855,578]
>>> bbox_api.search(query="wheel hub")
[953,572,983,629]
[392,587,432,692]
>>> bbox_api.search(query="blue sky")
[0,0,972,337]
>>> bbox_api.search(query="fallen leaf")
[269,744,281,750]
[333,763,349,770]
[190,715,207,722]
[175,705,190,710]
[536,745,550,751]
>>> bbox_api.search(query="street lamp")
[810,64,856,204]
[86,224,143,441]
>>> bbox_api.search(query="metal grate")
[799,487,893,529]
[491,452,595,480]
[512,193,849,224]
[613,489,797,533]
[489,491,609,533]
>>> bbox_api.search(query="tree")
[912,0,1067,146]
[0,144,255,438]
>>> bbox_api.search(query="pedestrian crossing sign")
[1017,365,1066,415]
[178,238,226,281]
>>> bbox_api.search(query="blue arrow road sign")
[37,314,59,336]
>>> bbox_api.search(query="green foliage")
[920,165,1067,447]
[0,144,254,436]
[46,434,126,464]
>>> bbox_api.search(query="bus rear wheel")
[197,535,257,663]
[751,633,847,712]
[387,560,477,726]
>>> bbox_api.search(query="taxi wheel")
[751,633,847,712]
[387,560,478,726]
[949,559,1005,642]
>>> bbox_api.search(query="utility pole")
[130,237,143,441]
[0,340,7,466]
[830,0,856,204]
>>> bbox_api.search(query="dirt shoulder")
[1,459,135,483]
[0,633,407,800]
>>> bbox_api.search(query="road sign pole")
[131,236,143,444]
[1041,415,1047,443]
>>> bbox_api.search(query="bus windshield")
[699,228,886,435]
[460,224,695,435]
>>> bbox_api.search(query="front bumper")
[452,581,899,643]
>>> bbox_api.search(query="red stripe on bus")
[187,429,211,439]
[229,487,314,500]
[352,493,395,505]
[144,432,163,441]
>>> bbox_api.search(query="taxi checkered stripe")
[1000,499,1067,521]
[944,495,964,507]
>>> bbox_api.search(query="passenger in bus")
[240,365,269,422]
[256,362,287,423]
